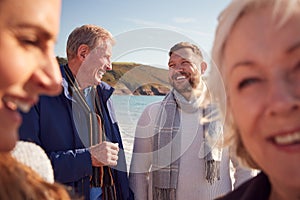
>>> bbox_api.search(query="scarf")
[63,65,117,200]
[152,91,180,200]
[152,89,223,200]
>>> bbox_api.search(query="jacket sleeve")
[19,103,93,184]
[48,148,92,183]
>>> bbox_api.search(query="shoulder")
[143,100,162,113]
[139,99,164,118]
[216,172,270,200]
[137,100,163,126]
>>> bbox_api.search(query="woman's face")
[0,0,62,151]
[223,7,300,189]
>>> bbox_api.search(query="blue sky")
[55,1,231,69]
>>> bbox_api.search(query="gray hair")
[66,24,115,60]
[169,42,203,59]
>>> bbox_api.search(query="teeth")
[176,75,186,80]
[97,70,104,76]
[3,97,32,113]
[5,101,18,111]
[274,132,300,145]
[15,100,31,113]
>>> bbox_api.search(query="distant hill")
[56,57,170,95]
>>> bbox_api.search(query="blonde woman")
[211,0,300,199]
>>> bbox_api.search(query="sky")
[55,1,232,69]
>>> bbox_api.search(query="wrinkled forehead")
[90,41,112,56]
[95,39,113,49]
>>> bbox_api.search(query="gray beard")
[172,82,193,94]
[169,76,198,95]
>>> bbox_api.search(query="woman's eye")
[19,35,41,47]
[22,39,40,46]
[238,78,260,90]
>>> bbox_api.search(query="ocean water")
[111,95,164,168]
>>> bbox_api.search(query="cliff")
[57,57,170,95]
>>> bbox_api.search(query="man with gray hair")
[19,24,133,200]
[129,42,254,200]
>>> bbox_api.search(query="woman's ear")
[77,44,89,61]
[200,61,208,74]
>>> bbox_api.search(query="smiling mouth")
[2,97,33,113]
[98,71,104,76]
[273,131,300,145]
[174,72,189,81]
[96,69,105,78]
[176,75,187,80]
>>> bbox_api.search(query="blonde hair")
[66,24,115,60]
[211,0,300,168]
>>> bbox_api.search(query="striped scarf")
[152,90,223,200]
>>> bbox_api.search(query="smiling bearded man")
[129,42,256,200]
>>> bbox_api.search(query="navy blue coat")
[19,65,133,200]
[215,172,270,200]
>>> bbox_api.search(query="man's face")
[168,48,201,95]
[77,42,112,88]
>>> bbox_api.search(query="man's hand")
[90,142,119,167]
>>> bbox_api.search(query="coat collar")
[60,64,114,103]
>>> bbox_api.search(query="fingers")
[107,154,118,166]
[109,142,119,151]
[90,142,120,167]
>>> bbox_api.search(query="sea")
[111,95,164,169]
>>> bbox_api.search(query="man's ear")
[200,62,207,74]
[77,44,89,61]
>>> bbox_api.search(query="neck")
[67,59,80,76]
[175,79,209,105]
[179,91,192,101]
[67,61,92,89]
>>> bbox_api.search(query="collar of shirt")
[62,77,94,108]
[62,78,75,102]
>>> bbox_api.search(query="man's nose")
[106,62,112,71]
